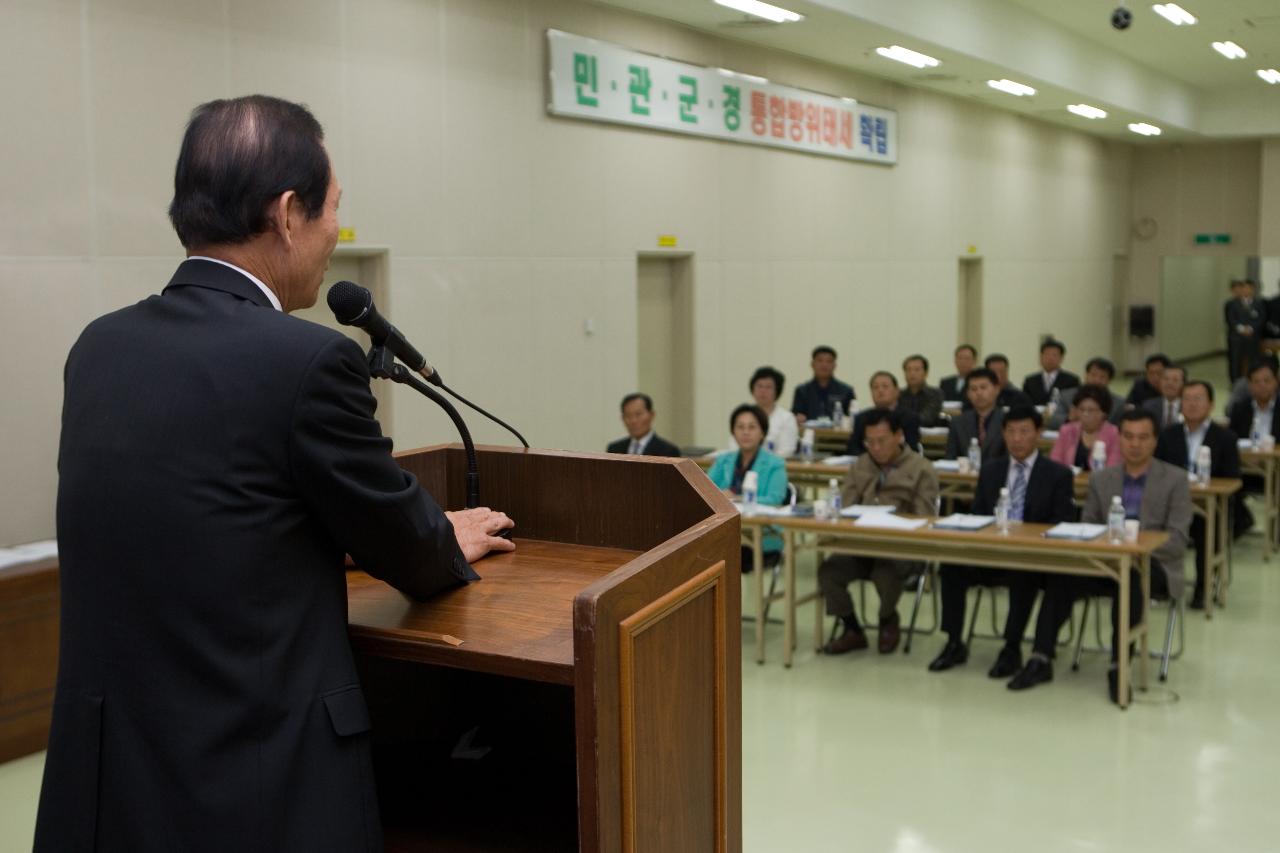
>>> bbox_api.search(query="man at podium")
[36,95,513,852]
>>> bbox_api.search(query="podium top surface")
[347,537,643,685]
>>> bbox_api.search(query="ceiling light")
[1151,4,1197,26]
[717,68,769,84]
[1258,69,1280,85]
[875,45,940,69]
[713,0,803,23]
[1067,103,1108,119]
[1129,122,1162,136]
[987,79,1036,97]
[1212,41,1247,59]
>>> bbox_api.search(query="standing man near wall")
[1225,278,1264,382]
[36,95,515,852]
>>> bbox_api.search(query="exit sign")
[1194,233,1231,245]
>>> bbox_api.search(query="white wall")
[0,0,1138,545]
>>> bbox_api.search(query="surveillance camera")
[1111,7,1132,30]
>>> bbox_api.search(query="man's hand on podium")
[447,507,516,562]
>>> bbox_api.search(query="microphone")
[327,281,442,386]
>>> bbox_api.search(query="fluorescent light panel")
[987,78,1036,97]
[1129,122,1162,136]
[875,45,940,69]
[1212,41,1246,59]
[1152,4,1196,25]
[713,0,803,23]
[1067,103,1107,119]
[717,67,769,84]
[1257,68,1280,84]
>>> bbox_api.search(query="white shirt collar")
[1254,397,1275,415]
[188,256,283,312]
[1043,370,1058,386]
[631,430,655,451]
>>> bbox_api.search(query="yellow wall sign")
[658,235,678,248]
[338,227,357,243]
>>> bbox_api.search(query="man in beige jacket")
[819,409,939,655]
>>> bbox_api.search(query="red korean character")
[750,90,767,136]
[805,103,821,144]
[787,99,804,142]
[821,107,837,147]
[839,111,853,149]
[769,96,786,138]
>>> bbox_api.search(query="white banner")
[547,29,897,165]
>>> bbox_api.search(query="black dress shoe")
[988,645,1023,679]
[927,639,969,672]
[1007,657,1053,691]
[1188,594,1205,611]
[1107,668,1133,705]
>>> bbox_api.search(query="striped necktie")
[1009,461,1028,522]
[629,439,641,454]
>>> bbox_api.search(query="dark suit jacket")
[1126,377,1161,407]
[37,260,474,853]
[1142,396,1182,430]
[791,378,855,421]
[1021,370,1080,406]
[945,408,1007,461]
[972,454,1076,522]
[1155,420,1251,537]
[1228,400,1280,445]
[939,374,967,403]
[845,407,921,456]
[1224,298,1264,340]
[996,384,1033,408]
[606,433,681,456]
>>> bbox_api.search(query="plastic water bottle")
[1108,495,1126,543]
[742,470,759,516]
[1251,424,1261,451]
[995,487,1011,534]
[1050,386,1061,410]
[1091,440,1108,472]
[832,398,844,423]
[967,437,982,473]
[844,398,857,430]
[1196,445,1212,487]
[800,428,815,462]
[827,478,842,520]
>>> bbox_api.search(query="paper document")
[932,459,961,473]
[933,514,995,531]
[920,427,949,437]
[822,455,855,467]
[1043,523,1107,540]
[839,504,897,518]
[853,514,928,530]
[1042,430,1059,440]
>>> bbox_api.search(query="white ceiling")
[591,0,1280,141]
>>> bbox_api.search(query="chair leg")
[965,587,984,645]
[1071,598,1091,672]
[761,561,781,623]
[904,567,929,654]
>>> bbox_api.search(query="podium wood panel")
[0,558,59,763]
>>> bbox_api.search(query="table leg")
[783,529,796,668]
[753,528,766,665]
[1218,493,1231,606]
[1203,496,1217,620]
[1139,555,1151,692]
[1117,554,1131,709]
[1267,457,1277,561]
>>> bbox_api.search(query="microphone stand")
[367,345,481,509]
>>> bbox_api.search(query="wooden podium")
[345,445,741,852]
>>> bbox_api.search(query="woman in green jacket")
[707,404,789,572]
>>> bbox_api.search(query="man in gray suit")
[1046,357,1124,429]
[1141,364,1185,429]
[1007,409,1190,703]
[944,367,1006,461]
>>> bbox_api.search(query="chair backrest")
[786,483,798,508]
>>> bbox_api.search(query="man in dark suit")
[1008,409,1191,703]
[1225,278,1265,382]
[1155,380,1247,608]
[845,371,921,455]
[1125,353,1171,407]
[939,343,977,403]
[606,392,682,456]
[36,96,515,853]
[929,406,1076,678]
[1141,365,1186,429]
[791,345,855,425]
[983,353,1033,408]
[944,368,1006,461]
[1228,360,1280,447]
[1021,338,1080,406]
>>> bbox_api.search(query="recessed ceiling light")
[1151,4,1197,26]
[1212,41,1247,59]
[1258,68,1280,85]
[1067,103,1108,119]
[874,45,940,69]
[713,0,803,23]
[1129,122,1162,136]
[987,79,1036,97]
[717,68,769,84]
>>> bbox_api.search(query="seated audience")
[1125,353,1171,407]
[1049,384,1121,470]
[742,366,799,456]
[792,345,855,425]
[845,372,921,455]
[939,344,977,403]
[929,406,1075,678]
[707,404,789,573]
[1021,338,1080,405]
[1141,364,1186,429]
[1047,357,1124,428]
[984,354,1033,408]
[899,354,945,426]
[606,393,681,456]
[820,410,939,655]
[1008,410,1190,703]
[1155,380,1248,608]
[1228,360,1280,447]
[945,368,1006,461]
